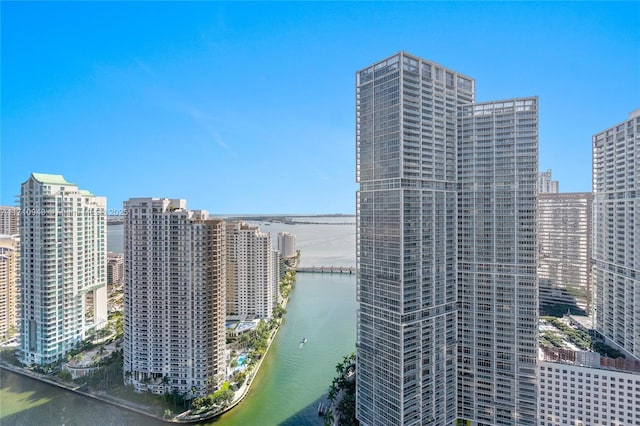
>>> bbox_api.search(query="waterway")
[0,369,158,426]
[1,217,357,426]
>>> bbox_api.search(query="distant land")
[107,213,355,225]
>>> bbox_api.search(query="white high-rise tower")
[457,99,539,425]
[20,173,107,365]
[538,169,559,193]
[225,222,273,320]
[593,109,640,360]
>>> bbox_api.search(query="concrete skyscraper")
[20,173,107,365]
[457,99,538,425]
[225,222,274,321]
[593,109,640,360]
[277,232,296,259]
[0,235,19,341]
[272,249,281,308]
[538,192,592,313]
[538,169,559,193]
[123,198,226,396]
[356,52,538,425]
[107,252,124,289]
[0,206,20,236]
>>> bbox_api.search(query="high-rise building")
[272,249,281,308]
[20,173,107,365]
[593,109,640,360]
[0,206,20,236]
[123,198,226,396]
[355,52,538,425]
[538,169,559,193]
[225,222,273,321]
[457,99,539,425]
[277,232,296,259]
[107,252,124,289]
[538,192,592,314]
[0,235,19,341]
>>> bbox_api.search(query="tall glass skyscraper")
[355,52,538,426]
[593,109,640,360]
[457,99,538,425]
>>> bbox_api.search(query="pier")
[295,266,356,274]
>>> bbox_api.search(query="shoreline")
[174,307,286,423]
[0,361,167,422]
[176,267,295,422]
[0,293,292,425]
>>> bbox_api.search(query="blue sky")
[2,2,638,214]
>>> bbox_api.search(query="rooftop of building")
[356,51,476,84]
[539,315,640,373]
[0,235,20,246]
[539,346,640,375]
[537,192,593,199]
[225,320,259,335]
[30,173,74,186]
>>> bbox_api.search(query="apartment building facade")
[225,222,273,321]
[20,173,107,365]
[123,198,226,396]
[277,232,296,259]
[0,206,20,236]
[592,109,640,360]
[107,252,124,289]
[539,169,559,194]
[457,98,539,425]
[538,192,593,313]
[539,348,640,426]
[272,249,281,308]
[0,235,19,341]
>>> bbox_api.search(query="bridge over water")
[295,266,356,274]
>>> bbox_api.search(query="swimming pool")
[237,354,247,367]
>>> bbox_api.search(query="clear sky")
[2,2,638,214]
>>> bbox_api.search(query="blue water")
[108,216,356,268]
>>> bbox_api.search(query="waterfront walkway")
[295,266,356,274]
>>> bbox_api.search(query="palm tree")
[323,408,334,426]
[328,380,339,404]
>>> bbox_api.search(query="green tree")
[323,408,334,426]
[57,369,72,381]
[233,370,247,387]
[273,305,286,318]
[191,397,205,410]
[328,380,338,404]
[328,352,358,426]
